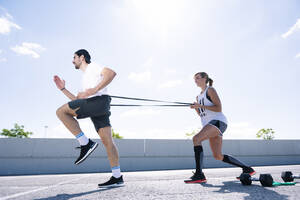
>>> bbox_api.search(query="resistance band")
[109,95,192,107]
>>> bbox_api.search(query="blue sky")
[0,0,299,139]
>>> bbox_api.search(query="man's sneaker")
[184,172,207,183]
[74,139,98,165]
[236,167,256,179]
[98,176,124,188]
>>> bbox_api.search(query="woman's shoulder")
[207,87,218,99]
[207,86,216,92]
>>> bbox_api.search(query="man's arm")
[61,88,77,101]
[82,67,116,98]
[53,75,77,101]
[96,67,117,92]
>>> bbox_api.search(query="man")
[54,49,123,187]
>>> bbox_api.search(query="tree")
[256,128,275,140]
[0,123,33,138]
[185,129,200,139]
[112,129,123,139]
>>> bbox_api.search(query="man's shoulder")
[88,63,114,73]
[89,62,102,68]
[88,63,104,71]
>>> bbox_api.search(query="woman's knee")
[192,135,202,146]
[213,153,223,160]
[192,135,197,145]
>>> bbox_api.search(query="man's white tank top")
[81,63,109,97]
[197,86,227,126]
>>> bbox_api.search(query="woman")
[184,72,255,183]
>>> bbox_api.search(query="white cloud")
[11,42,46,58]
[128,70,151,82]
[282,18,300,39]
[127,57,154,83]
[295,53,300,59]
[4,12,13,19]
[0,15,21,34]
[130,0,184,40]
[158,80,183,89]
[120,108,160,118]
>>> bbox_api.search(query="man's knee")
[56,106,65,118]
[98,127,115,147]
[101,137,114,148]
[56,104,76,118]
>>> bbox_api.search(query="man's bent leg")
[56,103,98,165]
[56,103,82,136]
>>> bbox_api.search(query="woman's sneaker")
[98,176,124,188]
[74,139,98,165]
[184,172,207,183]
[236,167,256,179]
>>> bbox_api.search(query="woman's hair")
[75,49,91,64]
[194,72,213,86]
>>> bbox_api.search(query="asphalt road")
[1,165,300,200]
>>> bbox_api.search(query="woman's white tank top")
[197,86,228,126]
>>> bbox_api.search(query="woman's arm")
[190,87,222,112]
[194,96,200,116]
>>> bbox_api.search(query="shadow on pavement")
[33,186,122,200]
[201,180,289,200]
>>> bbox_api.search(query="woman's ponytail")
[207,78,213,86]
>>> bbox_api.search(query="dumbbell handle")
[251,177,260,181]
[292,175,300,179]
[252,177,272,185]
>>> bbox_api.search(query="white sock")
[75,132,89,146]
[112,166,121,178]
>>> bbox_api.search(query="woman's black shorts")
[208,120,227,136]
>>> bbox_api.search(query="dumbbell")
[281,171,300,182]
[239,173,273,187]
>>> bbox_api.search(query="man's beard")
[74,60,82,69]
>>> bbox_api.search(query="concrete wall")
[0,138,300,175]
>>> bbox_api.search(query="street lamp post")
[44,125,48,138]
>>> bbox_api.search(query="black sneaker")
[98,176,124,188]
[184,172,207,183]
[74,139,98,165]
[236,167,256,179]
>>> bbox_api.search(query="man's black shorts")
[68,95,111,132]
